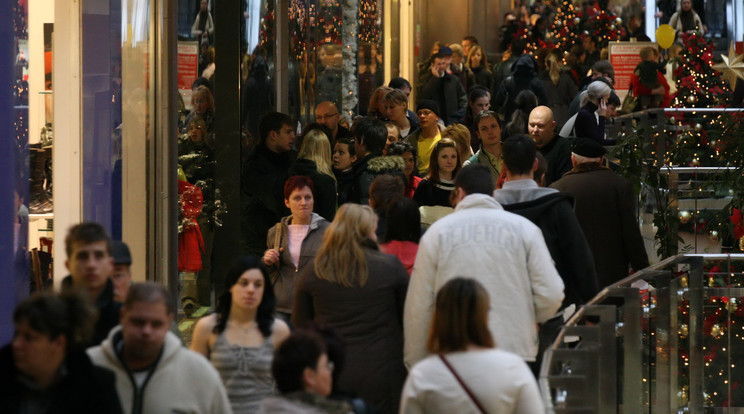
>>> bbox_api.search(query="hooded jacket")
[404,193,564,365]
[493,55,547,122]
[87,327,232,414]
[288,158,338,221]
[494,181,599,307]
[266,212,330,313]
[348,154,406,205]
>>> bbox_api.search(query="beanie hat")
[416,99,441,119]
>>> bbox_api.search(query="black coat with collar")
[0,345,123,414]
[241,144,296,255]
[550,163,650,288]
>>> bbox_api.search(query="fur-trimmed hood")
[368,155,405,174]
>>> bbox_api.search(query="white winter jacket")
[403,193,564,366]
[88,326,233,414]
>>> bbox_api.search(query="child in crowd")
[634,47,666,108]
[332,137,357,205]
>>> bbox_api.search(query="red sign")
[177,41,199,109]
[608,41,657,101]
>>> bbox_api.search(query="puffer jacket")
[348,154,406,205]
[266,213,330,313]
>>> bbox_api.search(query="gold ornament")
[615,17,622,24]
[727,298,738,313]
[679,324,689,337]
[709,275,716,286]
[695,123,703,131]
[691,158,700,166]
[670,116,676,124]
[740,235,744,252]
[710,230,719,242]
[678,387,689,405]
[711,323,723,339]
[680,275,688,288]
[574,17,581,25]
[687,95,697,103]
[610,24,616,30]
[679,210,691,223]
[712,42,744,89]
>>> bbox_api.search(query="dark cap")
[416,99,441,118]
[438,46,453,56]
[572,137,607,158]
[112,240,132,265]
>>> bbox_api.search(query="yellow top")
[417,132,441,175]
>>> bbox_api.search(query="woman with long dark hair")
[293,204,409,414]
[400,278,543,413]
[191,256,290,414]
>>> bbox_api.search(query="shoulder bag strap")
[439,354,488,414]
[270,225,282,285]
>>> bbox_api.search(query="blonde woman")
[289,129,337,221]
[442,124,474,166]
[292,204,409,414]
[540,49,578,128]
[466,44,493,91]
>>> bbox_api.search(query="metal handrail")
[540,254,744,413]
[614,107,744,123]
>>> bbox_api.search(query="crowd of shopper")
[11,6,699,412]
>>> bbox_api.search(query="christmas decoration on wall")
[341,0,359,117]
[712,42,744,90]
[357,0,380,45]
[257,0,275,55]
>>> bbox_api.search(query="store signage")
[177,41,199,110]
[608,41,657,101]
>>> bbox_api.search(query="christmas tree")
[548,0,582,54]
[672,33,731,108]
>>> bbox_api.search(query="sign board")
[177,41,199,110]
[608,41,657,101]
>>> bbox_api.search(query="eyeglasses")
[316,113,338,121]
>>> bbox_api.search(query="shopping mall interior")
[2,0,744,411]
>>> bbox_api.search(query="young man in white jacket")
[88,282,232,414]
[404,164,565,368]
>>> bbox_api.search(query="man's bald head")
[315,101,340,136]
[528,106,556,148]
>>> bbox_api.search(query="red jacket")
[630,71,671,108]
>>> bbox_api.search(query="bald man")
[528,106,572,186]
[314,101,351,144]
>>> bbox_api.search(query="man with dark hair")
[241,111,296,256]
[260,329,351,413]
[528,106,572,186]
[388,77,412,97]
[88,282,231,414]
[550,138,649,288]
[463,110,503,183]
[348,117,405,205]
[494,135,598,373]
[418,51,467,125]
[62,222,120,346]
[461,35,478,56]
[405,164,564,367]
